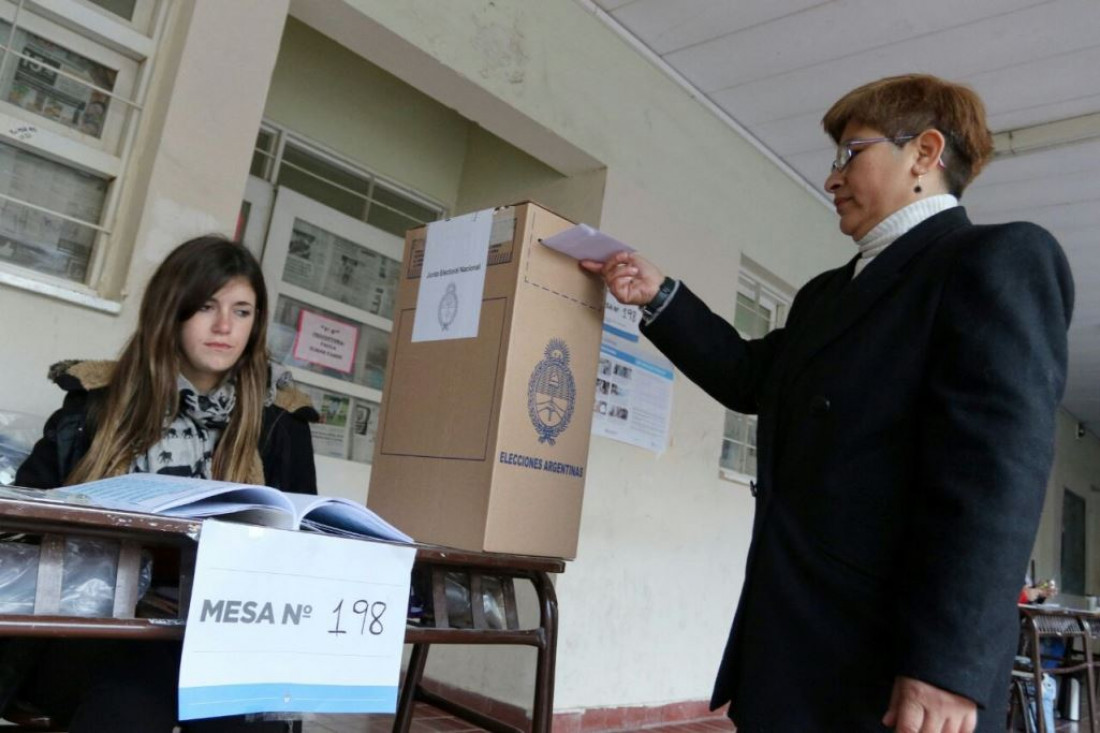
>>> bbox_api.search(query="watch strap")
[641,276,677,320]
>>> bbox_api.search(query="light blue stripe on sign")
[178,683,397,720]
[599,343,674,380]
[602,323,640,342]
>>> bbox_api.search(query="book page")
[160,501,296,530]
[51,474,293,520]
[285,493,412,543]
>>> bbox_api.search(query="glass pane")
[723,410,745,442]
[365,203,423,238]
[0,21,118,139]
[756,301,773,331]
[719,439,741,473]
[268,295,389,391]
[746,416,757,447]
[277,144,371,220]
[350,397,380,464]
[250,130,275,178]
[296,384,350,460]
[294,386,377,464]
[85,0,138,21]
[281,218,399,319]
[745,446,757,477]
[733,293,766,337]
[371,185,437,224]
[0,140,107,282]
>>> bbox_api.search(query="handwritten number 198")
[330,599,386,636]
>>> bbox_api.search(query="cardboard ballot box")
[367,202,603,559]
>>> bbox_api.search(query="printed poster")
[592,335,674,454]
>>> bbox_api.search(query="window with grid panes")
[244,123,445,465]
[719,270,790,481]
[246,124,444,239]
[0,0,161,303]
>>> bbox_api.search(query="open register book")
[50,474,412,543]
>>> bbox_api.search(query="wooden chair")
[1016,605,1099,733]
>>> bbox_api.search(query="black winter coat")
[642,208,1073,732]
[15,361,318,494]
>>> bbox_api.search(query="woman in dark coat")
[583,74,1073,732]
[12,235,317,733]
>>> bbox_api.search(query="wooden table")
[1016,604,1100,733]
[0,495,563,732]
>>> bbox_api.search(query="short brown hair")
[822,74,994,197]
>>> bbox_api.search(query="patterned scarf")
[130,375,236,479]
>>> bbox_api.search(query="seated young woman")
[11,235,318,732]
[17,234,316,493]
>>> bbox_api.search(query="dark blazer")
[642,208,1073,732]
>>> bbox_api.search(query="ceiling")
[589,0,1100,431]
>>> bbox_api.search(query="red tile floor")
[300,702,1091,732]
[302,703,734,732]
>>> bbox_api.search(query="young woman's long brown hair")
[67,236,270,484]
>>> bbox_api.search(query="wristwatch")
[640,276,677,321]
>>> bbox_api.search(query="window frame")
[719,264,791,486]
[243,122,447,467]
[0,0,165,310]
[249,119,446,237]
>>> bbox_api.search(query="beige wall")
[453,125,607,226]
[264,18,471,212]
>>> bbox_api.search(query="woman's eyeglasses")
[831,135,916,172]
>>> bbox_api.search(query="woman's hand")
[883,676,976,733]
[579,251,665,306]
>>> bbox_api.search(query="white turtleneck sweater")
[853,194,958,278]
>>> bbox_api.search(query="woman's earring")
[914,174,923,194]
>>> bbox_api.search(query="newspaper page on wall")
[2,27,117,139]
[282,218,400,319]
[296,384,379,464]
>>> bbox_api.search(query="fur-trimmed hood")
[47,360,319,422]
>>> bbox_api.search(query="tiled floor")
[302,703,733,732]
[301,703,1091,732]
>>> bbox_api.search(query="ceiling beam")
[993,112,1100,158]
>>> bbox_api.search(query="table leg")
[531,570,559,733]
[394,643,430,733]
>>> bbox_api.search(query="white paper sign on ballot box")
[178,520,415,720]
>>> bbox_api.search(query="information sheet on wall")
[591,331,674,454]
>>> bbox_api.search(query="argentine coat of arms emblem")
[437,282,458,331]
[527,338,576,445]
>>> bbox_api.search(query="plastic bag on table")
[0,538,153,617]
[442,571,507,630]
[0,410,45,486]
